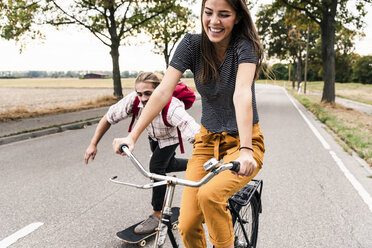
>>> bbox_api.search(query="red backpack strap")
[161,100,172,127]
[161,99,185,154]
[176,127,185,154]
[128,96,140,132]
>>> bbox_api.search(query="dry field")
[0,87,114,112]
[0,78,122,121]
[0,78,195,121]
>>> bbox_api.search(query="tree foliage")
[276,0,371,103]
[43,0,178,98]
[1,0,183,98]
[256,3,320,87]
[0,0,42,50]
[144,2,196,68]
[352,55,372,84]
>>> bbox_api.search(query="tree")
[45,0,178,98]
[271,63,289,80]
[1,0,177,98]
[256,3,318,89]
[277,0,371,103]
[352,55,372,84]
[0,0,42,50]
[144,2,196,69]
[334,25,358,82]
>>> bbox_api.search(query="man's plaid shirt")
[106,91,200,149]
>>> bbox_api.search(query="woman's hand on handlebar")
[112,136,135,155]
[234,149,257,177]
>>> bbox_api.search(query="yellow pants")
[178,123,265,248]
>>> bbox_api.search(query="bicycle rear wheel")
[230,191,260,248]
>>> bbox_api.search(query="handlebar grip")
[119,144,129,153]
[230,161,240,172]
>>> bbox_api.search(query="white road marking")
[284,89,330,150]
[329,151,372,212]
[0,222,43,248]
[284,88,372,213]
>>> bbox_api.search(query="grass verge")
[256,80,372,105]
[288,89,372,168]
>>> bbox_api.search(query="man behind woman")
[85,72,200,234]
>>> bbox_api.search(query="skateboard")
[116,207,180,247]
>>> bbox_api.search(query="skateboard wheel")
[140,240,146,247]
[172,223,178,230]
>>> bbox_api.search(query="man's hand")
[112,136,135,155]
[84,144,97,165]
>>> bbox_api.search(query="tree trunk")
[164,54,170,70]
[297,50,302,90]
[320,1,337,103]
[304,26,310,94]
[110,44,123,99]
[292,61,296,89]
[164,42,169,70]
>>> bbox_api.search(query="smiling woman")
[202,0,238,48]
[110,1,265,248]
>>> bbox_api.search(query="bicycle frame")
[110,145,240,248]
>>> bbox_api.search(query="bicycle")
[111,144,263,248]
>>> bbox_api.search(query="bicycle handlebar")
[112,144,240,189]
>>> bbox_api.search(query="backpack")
[128,82,196,153]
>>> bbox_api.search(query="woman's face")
[202,0,238,48]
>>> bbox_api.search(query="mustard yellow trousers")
[178,123,265,248]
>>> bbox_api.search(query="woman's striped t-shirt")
[170,33,259,133]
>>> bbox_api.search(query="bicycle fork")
[154,182,179,248]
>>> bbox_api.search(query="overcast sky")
[0,2,371,72]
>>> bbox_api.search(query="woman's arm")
[233,62,257,176]
[112,66,183,154]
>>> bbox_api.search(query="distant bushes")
[351,56,372,84]
[259,55,372,84]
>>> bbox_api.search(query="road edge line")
[0,222,44,248]
[283,88,372,213]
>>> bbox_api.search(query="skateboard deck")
[116,207,180,246]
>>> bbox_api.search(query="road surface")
[1,84,372,248]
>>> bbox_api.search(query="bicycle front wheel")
[232,193,259,248]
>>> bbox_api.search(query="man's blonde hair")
[135,72,162,89]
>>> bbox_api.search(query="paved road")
[335,96,372,116]
[1,84,372,248]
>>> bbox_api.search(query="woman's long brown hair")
[199,0,263,84]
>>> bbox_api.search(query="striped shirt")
[170,33,259,133]
[106,91,200,149]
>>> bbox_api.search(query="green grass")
[257,80,372,105]
[290,91,372,167]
